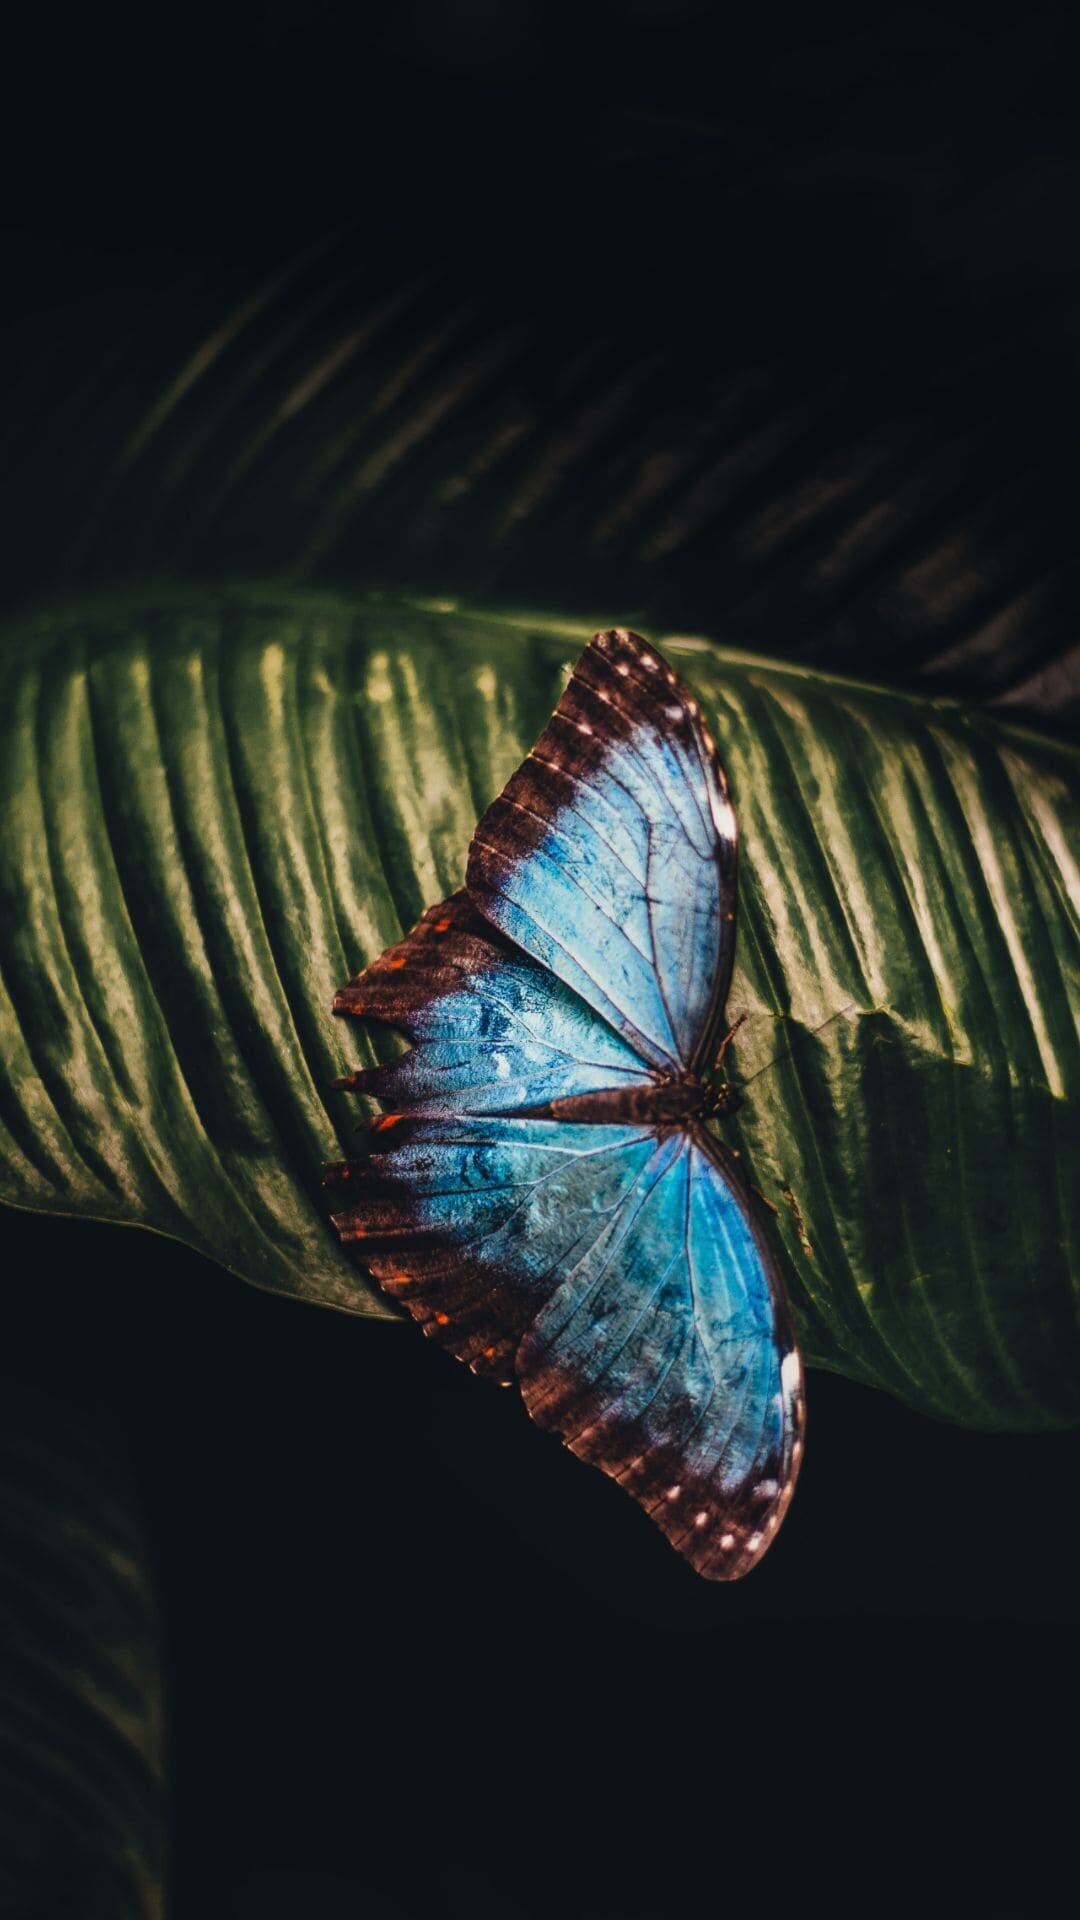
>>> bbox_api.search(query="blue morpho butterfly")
[325,628,804,1579]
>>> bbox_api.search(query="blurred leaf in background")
[4,31,1080,722]
[0,1394,165,1919]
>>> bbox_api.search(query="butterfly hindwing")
[329,1118,657,1380]
[327,1117,803,1577]
[334,891,652,1116]
[467,628,738,1074]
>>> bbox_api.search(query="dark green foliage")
[0,1395,165,1919]
[2,591,1075,1427]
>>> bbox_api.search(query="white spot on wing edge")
[709,790,737,841]
[781,1349,802,1406]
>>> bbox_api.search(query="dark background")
[2,7,1078,1915]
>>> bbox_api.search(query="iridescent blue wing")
[326,1118,804,1580]
[518,1125,804,1580]
[333,890,653,1116]
[330,630,804,1577]
[329,1117,655,1383]
[467,627,737,1074]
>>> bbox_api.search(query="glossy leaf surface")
[0,591,1076,1426]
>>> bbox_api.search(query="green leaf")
[0,1394,165,1917]
[1,589,1076,1427]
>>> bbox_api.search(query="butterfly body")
[527,1074,743,1125]
[327,629,804,1580]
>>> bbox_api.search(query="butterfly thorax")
[534,1074,743,1125]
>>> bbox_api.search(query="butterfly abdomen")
[534,1077,712,1124]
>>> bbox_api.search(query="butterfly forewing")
[519,1127,803,1580]
[467,628,738,1074]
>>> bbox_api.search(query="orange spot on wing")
[434,1311,450,1325]
[374,1113,402,1131]
[387,954,407,969]
[433,917,452,933]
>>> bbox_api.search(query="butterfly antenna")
[712,1012,748,1074]
[737,1004,858,1089]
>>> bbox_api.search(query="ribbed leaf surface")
[0,592,1076,1426]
